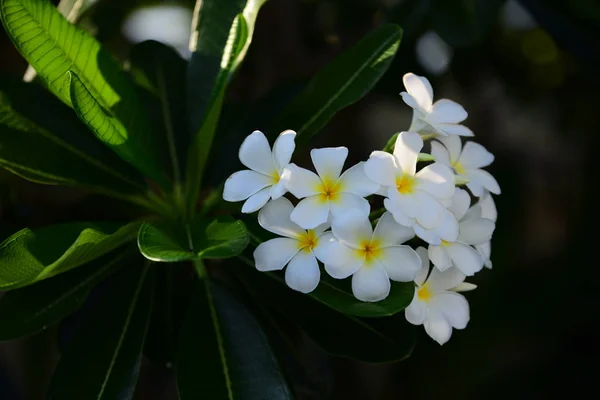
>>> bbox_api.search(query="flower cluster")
[223,73,500,345]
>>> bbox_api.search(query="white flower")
[428,188,495,276]
[466,190,497,269]
[315,211,421,302]
[405,247,476,345]
[282,147,380,229]
[364,131,457,244]
[223,130,296,213]
[253,197,329,294]
[401,73,473,137]
[431,135,501,197]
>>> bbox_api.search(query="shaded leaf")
[0,221,140,290]
[271,24,402,146]
[48,261,154,400]
[0,248,131,342]
[177,279,292,399]
[138,216,249,262]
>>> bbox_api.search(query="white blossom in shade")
[314,211,421,302]
[400,73,473,137]
[428,188,495,276]
[223,130,296,213]
[253,197,329,294]
[281,147,380,229]
[364,131,458,244]
[431,135,501,197]
[405,247,476,345]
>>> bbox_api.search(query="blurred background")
[1,0,599,398]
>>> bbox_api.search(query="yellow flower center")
[440,240,450,247]
[316,176,342,203]
[417,284,433,301]
[270,170,281,185]
[396,175,415,194]
[453,162,465,175]
[355,239,382,265]
[297,230,319,253]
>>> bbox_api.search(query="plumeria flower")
[253,197,329,294]
[316,211,421,302]
[223,130,296,213]
[465,190,497,269]
[431,135,501,197]
[428,188,495,276]
[405,247,476,345]
[282,147,380,229]
[401,73,473,137]
[364,131,457,244]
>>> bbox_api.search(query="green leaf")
[184,0,269,217]
[177,279,292,399]
[48,261,154,399]
[0,248,131,342]
[0,221,140,290]
[271,24,402,145]
[129,41,189,185]
[240,264,415,363]
[0,78,147,199]
[66,72,167,186]
[431,0,504,47]
[138,216,249,262]
[0,0,160,182]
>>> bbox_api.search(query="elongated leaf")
[0,248,131,342]
[0,78,147,198]
[0,221,140,289]
[177,279,292,399]
[240,264,415,363]
[138,216,249,262]
[185,0,269,217]
[66,72,166,184]
[0,0,160,181]
[48,262,154,399]
[271,24,402,145]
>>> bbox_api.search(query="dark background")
[1,0,599,398]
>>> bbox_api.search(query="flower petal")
[223,170,272,202]
[424,308,453,345]
[449,187,471,221]
[283,164,322,198]
[377,245,421,282]
[290,195,330,229]
[272,130,296,170]
[331,210,373,248]
[364,151,400,187]
[372,212,415,246]
[464,169,501,195]
[414,209,459,244]
[452,282,477,292]
[402,73,433,111]
[427,265,466,291]
[479,190,497,221]
[458,218,495,245]
[428,245,452,271]
[269,180,288,200]
[330,193,371,221]
[430,141,451,167]
[415,246,430,286]
[405,292,426,325]
[253,238,299,271]
[320,240,364,279]
[459,141,494,169]
[258,197,304,238]
[387,187,419,218]
[337,162,380,196]
[436,135,462,164]
[239,130,276,175]
[400,92,420,109]
[476,241,492,269]
[242,187,271,213]
[384,197,415,227]
[446,242,483,276]
[429,99,468,124]
[310,147,348,182]
[433,123,474,137]
[431,292,469,329]
[285,251,320,293]
[413,191,447,229]
[415,163,455,199]
[393,131,423,176]
[352,264,391,302]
